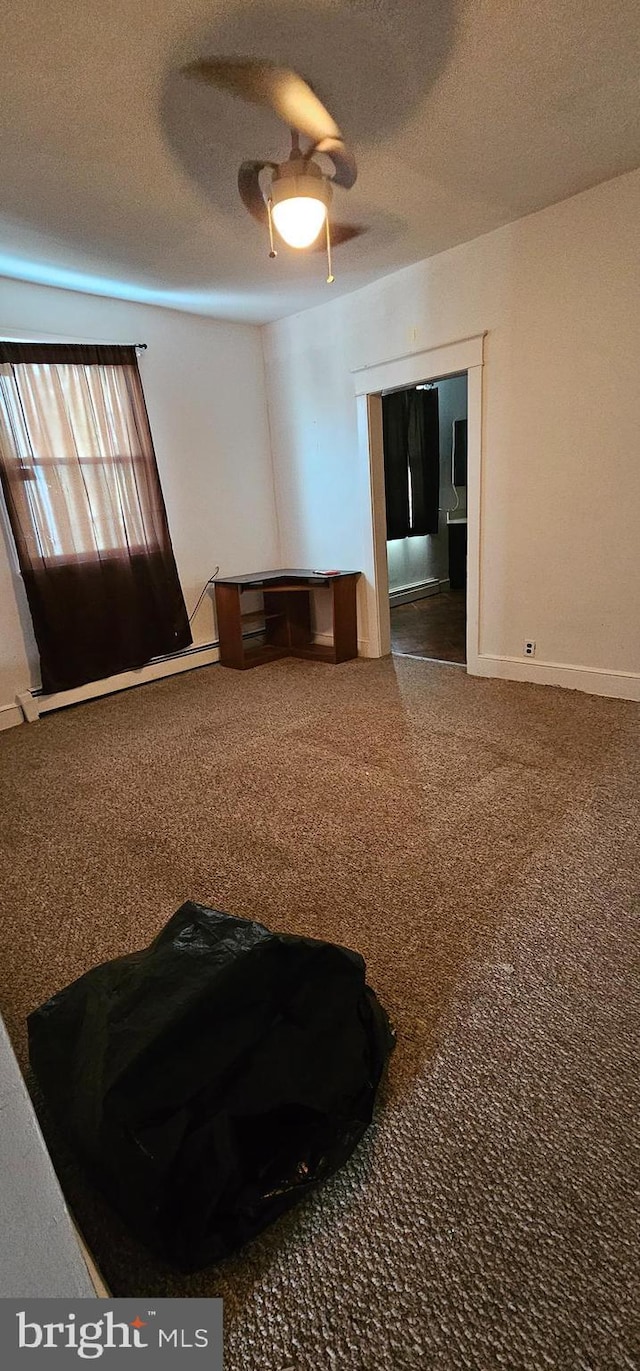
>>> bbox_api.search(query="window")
[0,342,191,693]
[0,349,165,561]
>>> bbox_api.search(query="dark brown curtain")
[382,387,440,540]
[382,390,411,540]
[0,342,191,693]
[453,418,468,486]
[407,387,440,536]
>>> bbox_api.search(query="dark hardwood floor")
[390,589,466,664]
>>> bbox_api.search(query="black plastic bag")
[29,902,394,1271]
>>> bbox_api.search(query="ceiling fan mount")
[184,58,365,280]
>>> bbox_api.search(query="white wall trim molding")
[352,334,485,396]
[16,691,40,723]
[313,632,370,657]
[465,363,483,676]
[353,333,484,664]
[474,654,640,702]
[360,393,388,657]
[0,703,23,731]
[15,641,222,722]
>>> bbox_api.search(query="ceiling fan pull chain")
[326,216,334,284]
[267,198,277,258]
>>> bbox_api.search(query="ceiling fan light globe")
[271,195,327,248]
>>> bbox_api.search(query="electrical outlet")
[524,640,536,657]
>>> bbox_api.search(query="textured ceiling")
[1,0,639,322]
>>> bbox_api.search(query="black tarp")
[29,902,394,1271]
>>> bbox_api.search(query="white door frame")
[352,334,485,673]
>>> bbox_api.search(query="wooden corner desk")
[214,569,361,670]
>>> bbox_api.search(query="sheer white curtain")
[0,357,165,562]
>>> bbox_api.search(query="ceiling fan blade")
[310,137,357,190]
[238,160,274,225]
[312,222,367,251]
[185,59,342,147]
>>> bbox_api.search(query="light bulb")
[271,195,327,249]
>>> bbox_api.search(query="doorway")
[352,333,484,672]
[385,373,468,664]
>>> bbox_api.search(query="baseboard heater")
[389,577,449,608]
[15,628,265,723]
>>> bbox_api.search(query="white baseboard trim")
[0,703,23,731]
[7,627,373,727]
[473,653,640,702]
[14,641,221,723]
[313,632,370,657]
[389,578,447,607]
[16,690,40,723]
[7,646,636,725]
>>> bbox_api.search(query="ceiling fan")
[184,58,364,282]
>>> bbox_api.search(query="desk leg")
[331,576,358,662]
[214,583,244,668]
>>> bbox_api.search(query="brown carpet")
[0,656,638,1370]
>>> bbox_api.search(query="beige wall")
[1,170,638,715]
[0,279,279,714]
[263,169,640,697]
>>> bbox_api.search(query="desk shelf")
[240,610,283,625]
[214,570,360,670]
